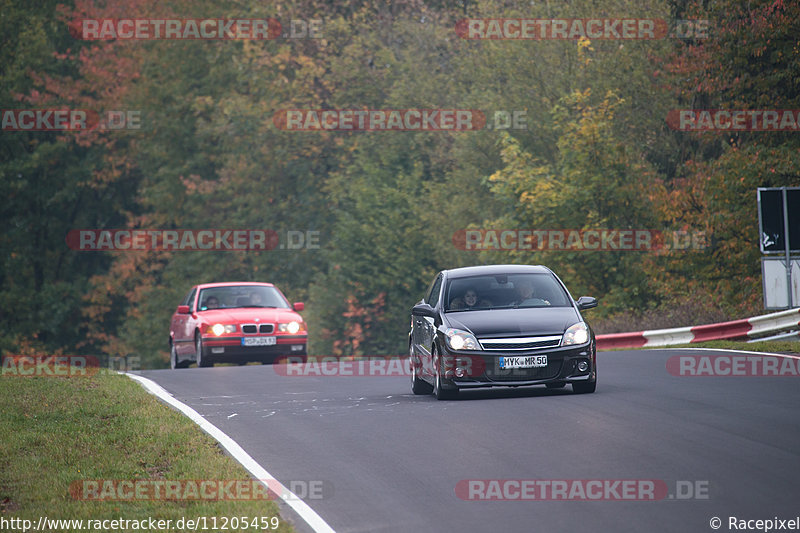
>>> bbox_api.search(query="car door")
[418,274,443,377]
[173,287,196,356]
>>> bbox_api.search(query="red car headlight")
[278,321,306,334]
[206,324,237,336]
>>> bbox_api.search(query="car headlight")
[278,321,303,334]
[444,328,481,351]
[562,322,590,346]
[208,324,236,336]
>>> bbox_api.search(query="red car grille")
[241,324,274,334]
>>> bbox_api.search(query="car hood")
[196,308,301,324]
[445,307,581,338]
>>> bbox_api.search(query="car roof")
[443,264,552,279]
[195,282,276,290]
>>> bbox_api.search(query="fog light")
[211,347,224,354]
[291,345,304,352]
[455,367,465,378]
[577,360,589,372]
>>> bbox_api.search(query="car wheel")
[410,346,433,395]
[572,380,596,394]
[432,346,457,401]
[196,334,213,368]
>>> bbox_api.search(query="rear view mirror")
[576,296,597,310]
[176,305,191,314]
[293,302,305,312]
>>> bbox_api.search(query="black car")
[409,264,597,399]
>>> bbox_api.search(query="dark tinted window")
[425,275,443,307]
[445,273,571,311]
[182,288,197,310]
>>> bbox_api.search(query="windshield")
[444,273,572,312]
[197,286,290,311]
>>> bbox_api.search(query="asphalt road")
[135,349,800,533]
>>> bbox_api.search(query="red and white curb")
[596,308,800,350]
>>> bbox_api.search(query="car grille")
[241,324,275,334]
[484,359,562,381]
[478,335,561,351]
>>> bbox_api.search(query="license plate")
[499,355,547,369]
[242,336,276,346]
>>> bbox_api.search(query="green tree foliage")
[3,0,797,365]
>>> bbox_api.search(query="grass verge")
[599,340,799,354]
[645,339,800,354]
[0,370,294,532]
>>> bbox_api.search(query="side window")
[425,275,443,307]
[183,288,197,311]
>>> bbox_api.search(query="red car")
[169,282,307,368]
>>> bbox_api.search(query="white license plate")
[499,355,548,369]
[242,336,276,346]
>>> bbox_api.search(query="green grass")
[0,370,294,532]
[646,339,800,354]
[599,340,800,354]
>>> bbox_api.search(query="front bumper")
[201,335,307,363]
[438,341,595,389]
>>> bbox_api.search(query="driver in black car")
[514,280,550,306]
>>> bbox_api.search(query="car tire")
[572,380,596,394]
[410,346,433,395]
[432,346,457,400]
[196,334,213,368]
[170,344,187,369]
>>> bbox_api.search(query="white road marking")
[126,373,336,533]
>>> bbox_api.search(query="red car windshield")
[197,286,290,311]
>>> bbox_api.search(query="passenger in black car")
[450,288,492,310]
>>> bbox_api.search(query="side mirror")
[412,302,437,318]
[576,296,597,311]
[176,305,191,315]
[293,302,305,312]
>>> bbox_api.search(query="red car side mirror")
[177,305,191,314]
[293,302,304,312]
